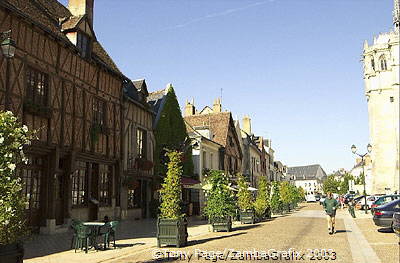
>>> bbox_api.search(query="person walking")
[323,192,339,235]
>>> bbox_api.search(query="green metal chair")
[74,224,92,253]
[98,221,119,250]
[70,219,82,249]
[109,221,119,248]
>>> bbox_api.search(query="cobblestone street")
[24,203,399,263]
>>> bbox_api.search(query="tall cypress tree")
[154,86,194,177]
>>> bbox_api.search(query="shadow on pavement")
[335,230,352,233]
[377,227,394,233]
[187,232,245,246]
[234,224,261,231]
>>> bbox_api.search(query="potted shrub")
[253,177,271,221]
[0,111,32,263]
[203,170,236,232]
[237,174,255,224]
[156,151,187,247]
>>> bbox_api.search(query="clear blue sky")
[62,0,393,173]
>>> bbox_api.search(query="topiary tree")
[253,176,270,219]
[159,151,183,219]
[270,181,283,214]
[237,174,253,211]
[154,86,194,177]
[0,111,33,245]
[202,170,236,220]
[279,181,292,212]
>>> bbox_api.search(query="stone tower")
[362,0,400,194]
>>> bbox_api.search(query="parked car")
[315,195,321,202]
[373,199,400,229]
[393,212,400,237]
[305,194,316,202]
[356,195,376,210]
[319,195,326,205]
[371,195,400,214]
[344,194,356,205]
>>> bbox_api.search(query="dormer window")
[379,56,387,71]
[77,32,90,58]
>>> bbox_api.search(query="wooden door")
[54,172,65,225]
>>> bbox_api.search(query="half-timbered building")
[0,0,125,233]
[121,79,155,220]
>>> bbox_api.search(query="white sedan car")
[306,194,317,202]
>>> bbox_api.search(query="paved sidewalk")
[24,218,211,263]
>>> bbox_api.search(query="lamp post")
[351,143,372,214]
[1,30,17,110]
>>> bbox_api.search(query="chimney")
[184,99,196,117]
[213,98,222,113]
[69,0,94,26]
[242,115,252,135]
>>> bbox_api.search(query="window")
[136,128,147,158]
[210,153,213,169]
[127,180,142,209]
[371,58,375,71]
[99,165,112,206]
[77,32,90,58]
[20,156,43,210]
[379,56,387,71]
[71,161,88,207]
[93,98,106,126]
[26,67,48,107]
[202,151,207,169]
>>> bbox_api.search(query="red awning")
[181,177,201,185]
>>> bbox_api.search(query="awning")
[181,177,201,189]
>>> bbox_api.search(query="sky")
[61,0,394,174]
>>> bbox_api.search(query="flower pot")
[156,218,188,247]
[211,217,232,232]
[0,242,24,263]
[240,210,255,224]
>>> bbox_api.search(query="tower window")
[371,58,375,71]
[390,97,394,103]
[379,56,387,71]
[77,32,90,58]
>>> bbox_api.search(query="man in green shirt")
[323,192,339,235]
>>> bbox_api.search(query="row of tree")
[322,173,363,195]
[202,172,306,221]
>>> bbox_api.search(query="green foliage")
[0,111,33,245]
[203,170,236,220]
[354,172,365,185]
[339,173,354,194]
[323,175,340,194]
[154,87,194,177]
[237,174,253,211]
[270,182,283,214]
[253,177,270,218]
[159,151,183,219]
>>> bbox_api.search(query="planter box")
[0,242,24,263]
[156,218,188,247]
[240,210,255,224]
[211,217,232,232]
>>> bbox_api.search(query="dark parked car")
[371,195,400,214]
[373,199,400,228]
[393,212,400,237]
[344,194,356,205]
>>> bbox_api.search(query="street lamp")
[1,30,16,110]
[351,144,372,214]
[1,30,16,58]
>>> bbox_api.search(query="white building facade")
[362,0,400,194]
